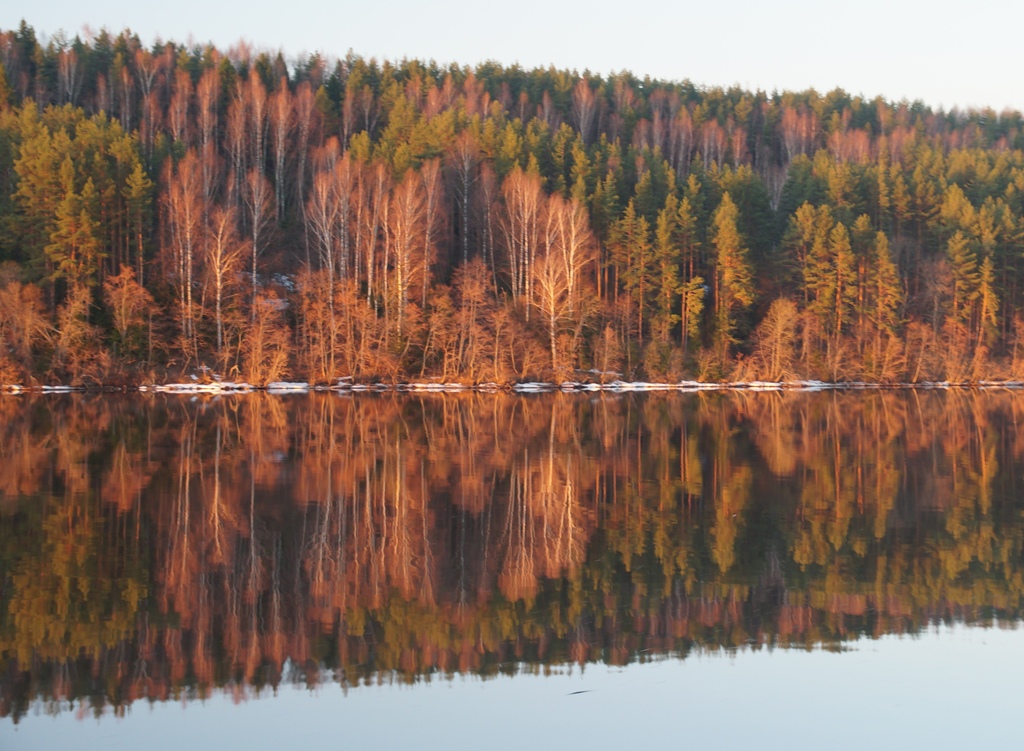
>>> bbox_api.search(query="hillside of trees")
[2,22,1024,385]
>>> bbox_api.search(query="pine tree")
[890,166,911,239]
[866,231,903,378]
[710,192,753,353]
[47,178,102,288]
[608,199,653,345]
[875,144,890,229]
[675,194,703,356]
[123,162,153,282]
[947,230,979,324]
[652,194,681,343]
[869,232,901,335]
[805,221,856,337]
[977,254,998,347]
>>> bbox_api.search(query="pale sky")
[3,0,1023,113]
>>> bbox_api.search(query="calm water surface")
[1,391,1023,748]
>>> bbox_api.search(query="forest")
[2,22,1024,385]
[1,390,1021,719]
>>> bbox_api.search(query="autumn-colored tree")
[103,265,153,360]
[4,26,1024,383]
[268,78,292,220]
[163,149,203,360]
[203,206,246,361]
[242,168,274,313]
[747,298,800,380]
[447,129,480,265]
[51,282,106,383]
[498,165,543,310]
[241,293,291,385]
[385,169,427,329]
[0,279,49,375]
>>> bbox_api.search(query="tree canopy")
[2,23,1024,384]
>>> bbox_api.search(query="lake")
[2,390,1023,749]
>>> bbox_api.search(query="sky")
[2,0,1023,113]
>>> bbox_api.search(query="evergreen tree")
[710,192,753,352]
[652,194,681,343]
[805,221,857,337]
[608,199,653,344]
[947,230,979,324]
[868,231,901,335]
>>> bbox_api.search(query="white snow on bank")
[266,382,311,393]
[607,381,675,391]
[736,381,784,390]
[675,381,724,390]
[783,380,833,390]
[152,382,255,393]
[979,381,1024,389]
[9,379,1024,397]
[399,383,470,392]
[513,382,556,392]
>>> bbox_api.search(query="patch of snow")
[513,382,556,392]
[741,381,784,390]
[783,380,831,391]
[675,381,723,390]
[916,381,951,389]
[404,383,468,392]
[153,382,254,393]
[979,380,1024,389]
[272,273,296,291]
[609,381,684,391]
[266,382,311,393]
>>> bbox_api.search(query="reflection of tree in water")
[2,390,1024,720]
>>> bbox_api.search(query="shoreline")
[4,379,1024,395]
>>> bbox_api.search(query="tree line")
[2,22,1024,384]
[1,390,1021,719]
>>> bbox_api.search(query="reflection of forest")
[1,391,1022,720]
